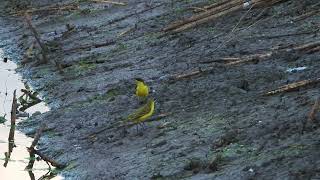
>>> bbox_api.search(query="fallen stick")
[30,124,47,148]
[189,7,207,13]
[264,78,320,96]
[4,90,17,167]
[171,65,224,81]
[24,13,64,73]
[25,123,46,171]
[164,0,287,33]
[24,13,48,65]
[293,9,320,22]
[38,170,57,180]
[163,0,243,32]
[21,89,40,100]
[173,40,319,80]
[20,100,41,112]
[308,46,320,54]
[19,89,42,111]
[225,53,272,65]
[221,40,319,66]
[199,57,243,64]
[28,148,66,169]
[308,98,320,122]
[174,68,202,80]
[118,27,135,37]
[25,148,36,172]
[291,40,320,52]
[90,0,127,6]
[26,123,66,169]
[245,30,319,40]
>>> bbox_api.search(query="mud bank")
[2,0,320,179]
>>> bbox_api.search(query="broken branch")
[225,53,272,65]
[90,0,127,6]
[163,0,288,33]
[26,124,66,169]
[172,40,319,81]
[174,68,202,80]
[264,78,320,96]
[206,40,320,66]
[27,148,66,169]
[24,13,64,73]
[31,123,47,149]
[293,9,320,22]
[19,89,42,112]
[24,13,48,65]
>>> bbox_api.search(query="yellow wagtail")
[135,78,149,98]
[126,98,155,125]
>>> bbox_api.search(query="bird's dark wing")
[127,99,152,121]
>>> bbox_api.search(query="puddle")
[0,49,63,179]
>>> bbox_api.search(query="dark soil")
[1,0,320,179]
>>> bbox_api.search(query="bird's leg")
[121,127,128,137]
[137,123,144,129]
[135,123,144,136]
[141,122,147,129]
[135,124,139,133]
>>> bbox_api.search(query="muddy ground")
[1,0,320,179]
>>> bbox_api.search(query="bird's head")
[135,78,145,84]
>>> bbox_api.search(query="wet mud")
[1,0,320,179]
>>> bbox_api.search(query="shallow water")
[0,49,63,179]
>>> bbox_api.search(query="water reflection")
[0,51,63,179]
[4,89,17,169]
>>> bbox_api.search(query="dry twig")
[293,9,320,21]
[24,13,64,73]
[163,0,287,33]
[90,0,127,6]
[264,78,320,96]
[118,27,135,37]
[203,40,320,66]
[173,40,319,80]
[26,124,66,169]
[24,13,48,65]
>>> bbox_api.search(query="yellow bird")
[135,78,149,98]
[127,98,155,125]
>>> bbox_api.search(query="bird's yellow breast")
[136,81,149,97]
